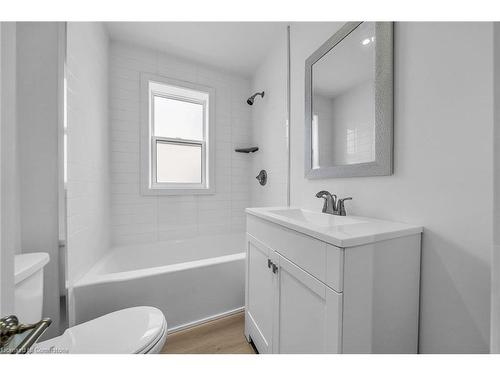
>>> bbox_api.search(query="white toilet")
[14,252,168,354]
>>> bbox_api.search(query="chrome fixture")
[1,315,52,353]
[316,190,336,214]
[246,91,265,105]
[267,258,278,274]
[337,197,352,216]
[256,170,267,186]
[315,190,352,216]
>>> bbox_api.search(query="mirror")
[305,22,393,178]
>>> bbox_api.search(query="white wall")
[249,32,288,207]
[16,22,64,337]
[109,41,252,246]
[0,22,17,317]
[66,22,110,303]
[289,22,493,353]
[491,23,500,354]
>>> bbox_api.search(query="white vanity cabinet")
[246,237,275,353]
[246,235,342,354]
[274,252,342,353]
[244,208,423,354]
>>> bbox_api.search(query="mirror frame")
[305,22,394,179]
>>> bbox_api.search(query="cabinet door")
[245,235,275,353]
[275,254,343,354]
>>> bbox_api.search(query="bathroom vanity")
[244,207,422,354]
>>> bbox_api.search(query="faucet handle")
[337,197,352,216]
[338,197,352,202]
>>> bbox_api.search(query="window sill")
[141,186,216,196]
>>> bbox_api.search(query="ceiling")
[105,22,287,77]
[313,22,375,98]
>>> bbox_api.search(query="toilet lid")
[34,306,166,354]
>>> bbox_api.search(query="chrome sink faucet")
[315,191,336,214]
[315,190,352,216]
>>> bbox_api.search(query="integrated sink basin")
[246,207,423,247]
[267,208,365,227]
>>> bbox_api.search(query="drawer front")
[247,214,343,292]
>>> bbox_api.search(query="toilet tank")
[14,252,50,323]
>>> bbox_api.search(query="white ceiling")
[105,22,287,77]
[313,22,375,98]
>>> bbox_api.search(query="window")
[141,74,215,195]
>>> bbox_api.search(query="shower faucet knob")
[256,170,267,186]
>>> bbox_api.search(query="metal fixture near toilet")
[246,91,265,105]
[256,170,267,186]
[315,190,352,216]
[0,315,52,353]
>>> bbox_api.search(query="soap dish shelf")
[234,147,259,154]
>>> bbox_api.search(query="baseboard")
[167,306,245,334]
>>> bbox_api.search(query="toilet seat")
[139,320,167,354]
[33,306,167,354]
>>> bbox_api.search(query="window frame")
[141,73,215,195]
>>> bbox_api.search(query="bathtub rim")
[74,252,246,289]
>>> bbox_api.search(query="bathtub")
[72,233,246,332]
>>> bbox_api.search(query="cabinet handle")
[267,259,272,269]
[272,263,278,274]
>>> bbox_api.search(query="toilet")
[14,252,168,354]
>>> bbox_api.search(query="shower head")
[246,91,265,106]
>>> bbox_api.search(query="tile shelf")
[234,147,259,154]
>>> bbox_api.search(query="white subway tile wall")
[109,42,252,246]
[66,23,110,285]
[250,34,288,207]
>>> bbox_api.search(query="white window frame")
[141,73,215,195]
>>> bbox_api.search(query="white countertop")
[246,207,423,248]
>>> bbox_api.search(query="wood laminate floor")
[162,312,256,354]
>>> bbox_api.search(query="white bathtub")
[72,233,246,332]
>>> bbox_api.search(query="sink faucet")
[315,191,352,216]
[315,191,336,214]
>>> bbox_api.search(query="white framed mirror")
[305,22,393,178]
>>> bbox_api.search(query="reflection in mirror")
[311,22,375,168]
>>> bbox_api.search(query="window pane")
[154,96,204,140]
[156,142,202,184]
